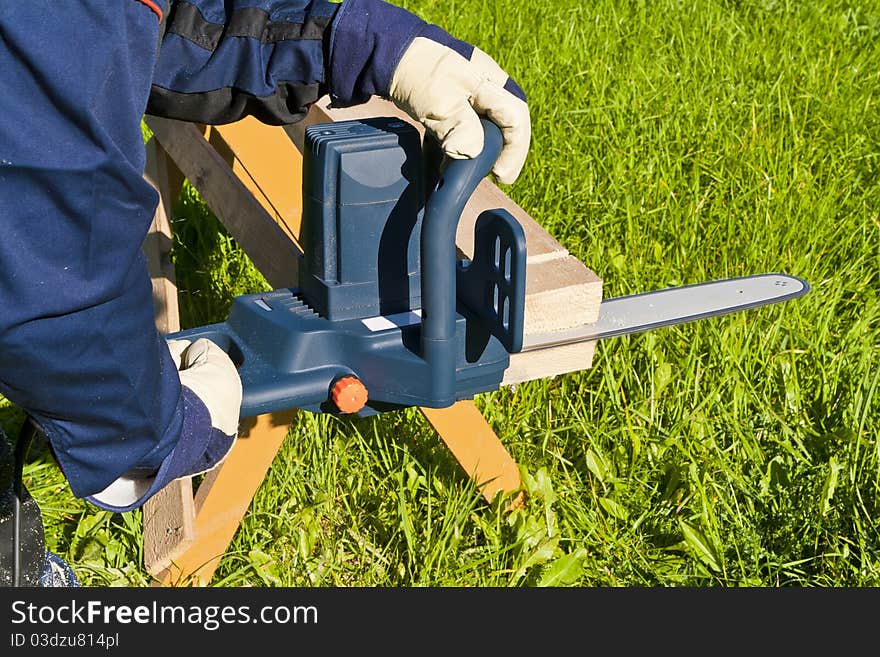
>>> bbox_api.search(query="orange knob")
[331,376,368,414]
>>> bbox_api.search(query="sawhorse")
[141,97,602,586]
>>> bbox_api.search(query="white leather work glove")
[87,338,242,511]
[388,37,531,184]
[166,337,190,370]
[171,338,243,456]
[327,0,531,184]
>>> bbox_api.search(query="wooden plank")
[523,257,602,333]
[285,96,583,263]
[152,410,296,587]
[420,401,524,509]
[143,137,182,336]
[142,480,196,577]
[206,118,304,249]
[459,179,568,262]
[145,115,301,289]
[142,137,198,577]
[502,341,597,386]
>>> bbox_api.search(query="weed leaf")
[585,448,611,485]
[820,455,842,516]
[248,549,281,586]
[679,520,721,572]
[539,548,588,587]
[599,496,629,521]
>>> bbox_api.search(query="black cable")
[13,417,38,588]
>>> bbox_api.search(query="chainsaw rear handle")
[420,118,504,406]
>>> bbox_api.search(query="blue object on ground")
[39,551,79,588]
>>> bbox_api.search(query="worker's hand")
[86,338,242,512]
[166,338,189,370]
[388,37,530,184]
[327,0,531,184]
[168,338,243,473]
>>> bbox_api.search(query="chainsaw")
[168,117,810,417]
[2,118,808,588]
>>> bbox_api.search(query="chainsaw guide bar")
[520,273,810,352]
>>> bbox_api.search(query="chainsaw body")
[171,117,528,417]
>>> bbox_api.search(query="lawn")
[2,0,878,586]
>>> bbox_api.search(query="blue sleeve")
[325,0,526,106]
[325,0,426,106]
[0,0,223,504]
[148,0,342,125]
[146,0,493,124]
[83,386,234,514]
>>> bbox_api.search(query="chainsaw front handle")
[420,118,504,406]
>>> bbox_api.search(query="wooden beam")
[142,478,196,577]
[143,137,183,336]
[152,410,296,586]
[284,98,591,263]
[142,137,197,577]
[145,116,301,289]
[420,402,524,509]
[502,340,598,386]
[206,117,305,250]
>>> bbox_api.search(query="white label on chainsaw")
[362,309,422,332]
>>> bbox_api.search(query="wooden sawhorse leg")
[146,411,296,586]
[143,402,522,586]
[421,401,524,510]
[142,134,199,581]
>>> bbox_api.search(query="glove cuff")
[327,0,426,106]
[85,386,234,513]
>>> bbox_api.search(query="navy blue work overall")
[0,0,433,510]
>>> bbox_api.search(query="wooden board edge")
[145,115,301,290]
[142,136,195,577]
[503,341,597,387]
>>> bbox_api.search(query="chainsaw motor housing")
[299,118,425,321]
[170,117,528,417]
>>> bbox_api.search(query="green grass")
[3,0,878,586]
